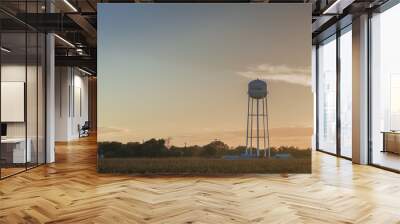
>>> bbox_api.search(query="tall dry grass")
[98,157,311,174]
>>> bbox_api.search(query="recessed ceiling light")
[63,0,78,12]
[1,47,11,53]
[64,0,78,12]
[322,0,354,15]
[78,67,93,76]
[54,34,75,48]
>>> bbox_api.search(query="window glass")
[0,1,46,178]
[318,35,337,154]
[340,28,352,158]
[371,3,400,171]
[0,31,28,178]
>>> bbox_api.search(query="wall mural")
[97,3,312,174]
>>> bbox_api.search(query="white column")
[46,32,55,163]
[45,0,56,163]
[311,45,317,150]
[55,67,72,141]
[352,14,369,164]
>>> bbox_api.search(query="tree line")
[98,138,311,159]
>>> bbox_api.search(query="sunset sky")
[98,4,312,148]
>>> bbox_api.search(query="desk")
[1,138,31,164]
[382,131,400,154]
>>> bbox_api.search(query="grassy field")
[97,157,311,174]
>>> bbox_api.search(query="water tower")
[245,79,270,158]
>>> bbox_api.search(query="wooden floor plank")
[0,136,400,223]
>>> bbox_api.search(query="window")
[339,27,352,158]
[316,25,353,159]
[390,74,400,131]
[370,3,400,171]
[317,35,337,154]
[0,2,46,179]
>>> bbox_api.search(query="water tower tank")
[248,79,267,99]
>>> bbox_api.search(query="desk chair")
[79,121,90,138]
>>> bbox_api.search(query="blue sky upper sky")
[98,4,312,148]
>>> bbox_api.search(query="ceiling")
[0,0,392,75]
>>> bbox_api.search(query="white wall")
[55,67,70,141]
[72,73,89,138]
[1,65,38,137]
[1,65,28,141]
[1,64,46,163]
[55,67,89,141]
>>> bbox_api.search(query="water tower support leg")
[250,98,253,156]
[265,97,271,158]
[246,96,250,155]
[256,99,260,158]
[262,98,266,158]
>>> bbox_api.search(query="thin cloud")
[237,64,311,86]
[98,126,132,135]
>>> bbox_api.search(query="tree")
[200,140,229,157]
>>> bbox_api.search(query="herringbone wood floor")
[1,136,400,224]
